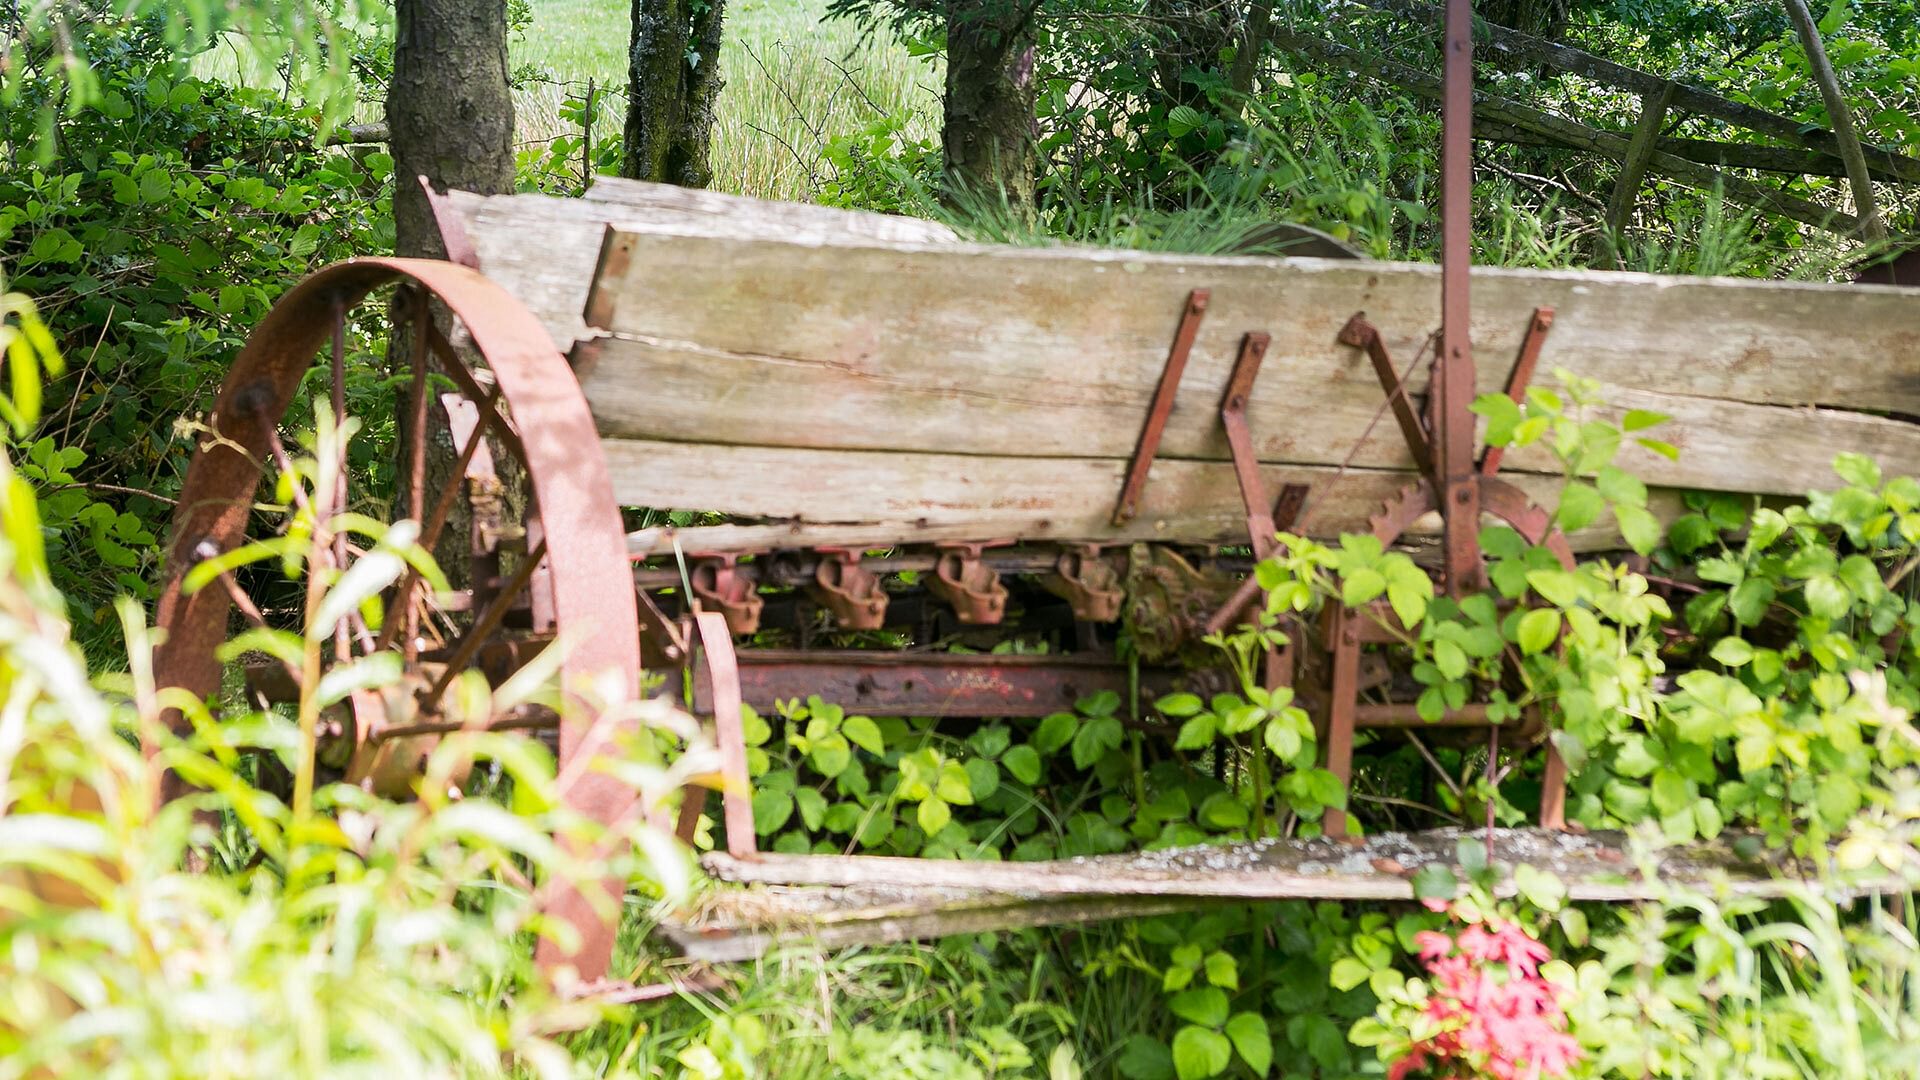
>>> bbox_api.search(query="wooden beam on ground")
[1268,27,1861,233]
[1604,80,1679,264]
[1475,120,1902,180]
[704,827,1886,904]
[1355,0,1920,184]
[661,886,1222,963]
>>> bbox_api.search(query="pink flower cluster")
[1388,914,1582,1080]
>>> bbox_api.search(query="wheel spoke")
[403,287,432,654]
[422,538,548,706]
[374,380,505,655]
[330,295,350,662]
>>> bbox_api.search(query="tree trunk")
[388,0,516,259]
[623,0,727,186]
[943,0,1038,209]
[1228,0,1273,103]
[386,0,520,594]
[1781,0,1887,245]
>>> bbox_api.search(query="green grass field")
[513,0,939,201]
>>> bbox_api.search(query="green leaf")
[751,789,794,834]
[1833,452,1882,490]
[1729,578,1776,626]
[1651,768,1692,816]
[1199,793,1249,831]
[841,714,885,755]
[917,796,951,836]
[1709,636,1754,667]
[1386,572,1432,629]
[964,757,1001,801]
[1516,608,1560,655]
[1329,956,1371,991]
[1513,863,1566,911]
[1168,987,1229,1028]
[1622,408,1669,432]
[1204,950,1239,990]
[1805,574,1851,619]
[1166,104,1206,138]
[1002,744,1043,785]
[1471,392,1523,446]
[1223,1013,1272,1078]
[1156,692,1204,718]
[1410,863,1457,902]
[937,762,975,805]
[1596,465,1647,508]
[1526,568,1583,608]
[1175,714,1219,751]
[1433,638,1468,680]
[1614,503,1662,556]
[1555,481,1604,533]
[1341,566,1387,607]
[794,787,828,830]
[1636,437,1681,461]
[1171,1027,1232,1080]
[1116,1035,1175,1080]
[1263,716,1301,760]
[1071,715,1124,770]
[1034,712,1077,754]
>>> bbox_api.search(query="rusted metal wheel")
[151,257,640,981]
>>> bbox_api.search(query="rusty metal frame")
[152,257,641,983]
[1112,289,1210,526]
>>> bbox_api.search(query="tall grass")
[513,0,939,201]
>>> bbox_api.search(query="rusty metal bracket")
[925,540,1013,625]
[691,611,755,858]
[690,553,765,635]
[1043,543,1125,622]
[418,176,480,270]
[1112,289,1210,526]
[807,547,889,630]
[1478,306,1555,478]
[1339,315,1434,480]
[1220,332,1279,557]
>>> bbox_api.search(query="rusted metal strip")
[419,176,480,269]
[1338,315,1434,478]
[1436,0,1482,595]
[1220,332,1278,557]
[1478,306,1555,477]
[692,651,1183,720]
[1112,289,1209,526]
[694,611,756,859]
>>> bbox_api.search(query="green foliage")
[2,28,390,649]
[0,296,688,1073]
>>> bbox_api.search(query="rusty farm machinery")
[152,5,1920,985]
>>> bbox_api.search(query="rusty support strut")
[1113,289,1209,526]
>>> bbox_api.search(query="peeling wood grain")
[445,181,955,351]
[582,333,1920,498]
[607,439,1683,552]
[584,230,1920,419]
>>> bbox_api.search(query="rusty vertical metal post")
[1437,0,1481,594]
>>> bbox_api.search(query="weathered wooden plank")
[582,331,1920,499]
[609,438,1679,552]
[704,827,1874,904]
[584,230,1920,421]
[446,182,954,352]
